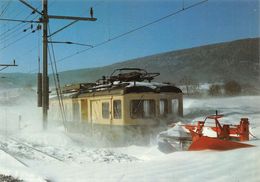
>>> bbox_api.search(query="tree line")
[178,76,258,96]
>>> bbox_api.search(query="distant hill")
[1,38,259,89]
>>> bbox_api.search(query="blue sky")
[0,0,259,73]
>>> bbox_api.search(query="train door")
[72,100,80,122]
[90,100,100,123]
[81,99,88,122]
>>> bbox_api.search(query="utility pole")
[42,0,48,129]
[19,0,97,130]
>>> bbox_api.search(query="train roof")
[50,68,182,99]
[50,81,182,99]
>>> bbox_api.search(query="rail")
[0,135,64,164]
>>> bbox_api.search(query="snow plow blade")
[188,136,254,151]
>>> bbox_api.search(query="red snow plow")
[186,114,254,151]
[157,112,255,153]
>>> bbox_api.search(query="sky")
[0,0,259,73]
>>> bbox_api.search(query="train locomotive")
[49,68,183,144]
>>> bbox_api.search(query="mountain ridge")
[1,37,259,88]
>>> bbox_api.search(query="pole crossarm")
[0,64,18,66]
[49,15,97,21]
[0,61,18,72]
[19,0,42,15]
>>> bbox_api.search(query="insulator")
[37,24,42,30]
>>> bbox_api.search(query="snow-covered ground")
[0,96,260,182]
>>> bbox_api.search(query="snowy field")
[0,96,260,182]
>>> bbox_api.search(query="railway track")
[0,135,64,165]
[0,148,53,182]
[8,137,64,162]
[0,135,63,182]
[0,145,28,167]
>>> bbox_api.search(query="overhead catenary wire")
[0,2,44,48]
[0,1,12,17]
[0,2,32,32]
[47,0,104,39]
[56,0,208,64]
[0,2,43,39]
[0,31,31,50]
[0,15,41,51]
[18,0,42,15]
[0,30,37,51]
[3,4,25,20]
[0,15,40,50]
[0,13,37,38]
[25,0,208,73]
[1,23,34,44]
[0,17,39,23]
[0,15,39,40]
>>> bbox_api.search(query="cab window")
[130,100,155,119]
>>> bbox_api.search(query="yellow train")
[49,68,183,144]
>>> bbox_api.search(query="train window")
[102,102,110,119]
[113,100,122,119]
[171,99,179,114]
[130,100,155,119]
[159,99,168,117]
[130,100,143,118]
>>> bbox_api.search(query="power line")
[0,1,12,17]
[5,5,24,19]
[0,13,38,38]
[0,1,32,30]
[0,31,35,51]
[1,24,31,43]
[0,16,40,51]
[25,0,208,73]
[0,17,39,23]
[56,0,208,63]
[0,2,43,39]
[19,0,42,15]
[0,19,39,46]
